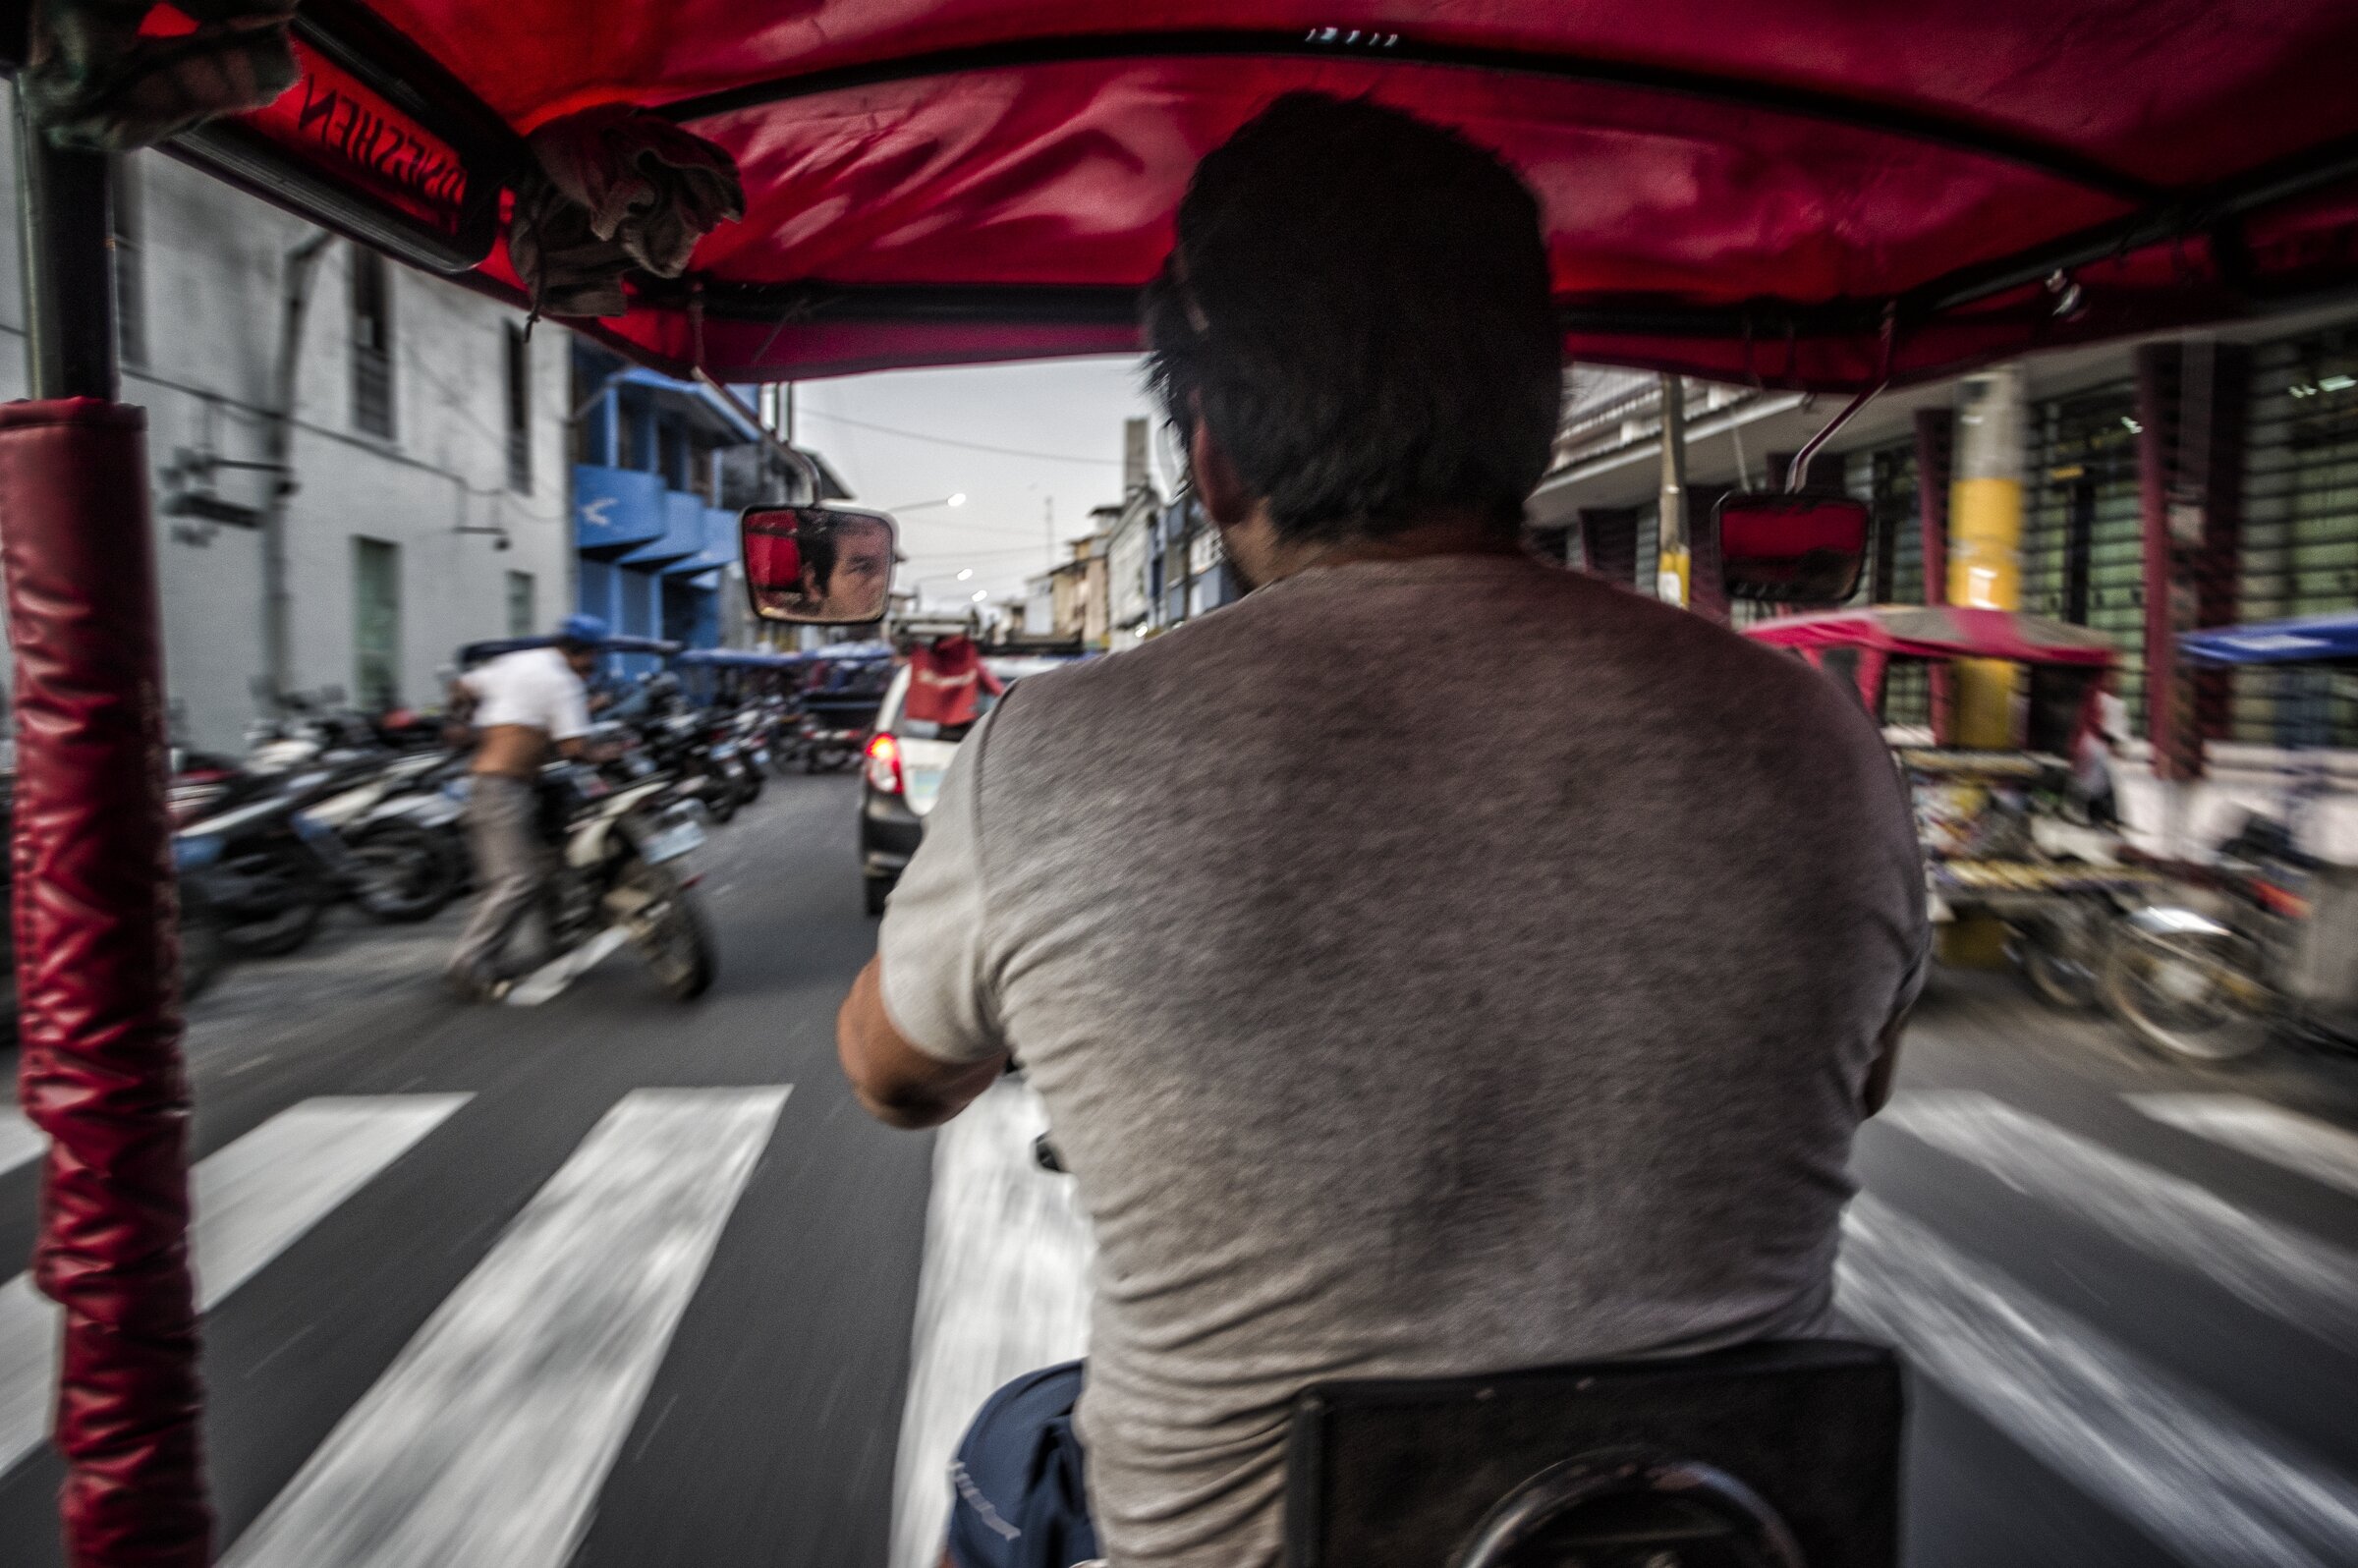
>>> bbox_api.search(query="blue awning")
[2180,613,2358,667]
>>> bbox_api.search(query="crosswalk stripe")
[0,1106,39,1179]
[889,1079,1095,1568]
[0,1093,472,1478]
[222,1085,790,1568]
[1882,1092,2358,1343]
[2129,1093,2358,1203]
[1840,1195,2358,1568]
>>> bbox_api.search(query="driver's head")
[797,526,840,599]
[1146,93,1557,557]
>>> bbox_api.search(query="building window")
[504,324,533,492]
[618,393,650,472]
[506,570,536,637]
[657,419,688,489]
[353,537,402,711]
[351,247,395,438]
[109,156,145,368]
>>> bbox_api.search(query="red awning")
[1746,606,2118,666]
[137,0,2358,387]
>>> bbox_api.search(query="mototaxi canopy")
[1746,606,2119,668]
[456,632,682,666]
[672,647,810,669]
[47,0,2358,392]
[1747,606,2116,752]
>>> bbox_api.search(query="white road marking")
[1840,1196,2358,1568]
[889,1078,1095,1568]
[222,1086,789,1568]
[0,1106,38,1179]
[503,926,630,1006]
[1883,1092,2358,1342]
[2130,1093,2358,1203]
[0,1093,471,1476]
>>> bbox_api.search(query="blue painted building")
[569,344,846,673]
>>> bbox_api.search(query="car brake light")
[866,733,906,796]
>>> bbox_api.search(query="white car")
[858,653,1079,915]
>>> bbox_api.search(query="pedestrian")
[2074,674,2130,827]
[833,92,1926,1568]
[443,613,604,1000]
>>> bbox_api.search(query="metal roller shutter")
[2237,330,2358,745]
[2026,381,2145,733]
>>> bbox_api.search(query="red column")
[0,399,211,1566]
[2137,342,2251,784]
[1913,409,1951,606]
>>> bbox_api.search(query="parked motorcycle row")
[0,678,824,1033]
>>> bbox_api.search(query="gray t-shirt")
[880,553,1926,1568]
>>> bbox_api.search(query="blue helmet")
[555,612,610,647]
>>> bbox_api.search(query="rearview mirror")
[741,505,898,624]
[1711,492,1869,605]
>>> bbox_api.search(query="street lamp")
[888,493,967,512]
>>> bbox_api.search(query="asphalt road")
[0,771,2353,1567]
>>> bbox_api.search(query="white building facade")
[0,84,574,752]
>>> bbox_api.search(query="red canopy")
[141,0,2358,389]
[1747,605,2117,667]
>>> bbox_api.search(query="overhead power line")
[795,406,1125,467]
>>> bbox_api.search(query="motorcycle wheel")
[703,778,739,826]
[348,822,458,923]
[221,883,327,957]
[2102,926,2270,1064]
[737,764,764,806]
[177,886,229,1002]
[2016,916,2103,1012]
[622,861,714,1001]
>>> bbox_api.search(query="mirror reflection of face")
[750,510,896,623]
[806,520,892,619]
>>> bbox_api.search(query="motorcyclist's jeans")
[450,775,543,980]
[947,1361,1100,1568]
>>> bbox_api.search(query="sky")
[789,357,1180,616]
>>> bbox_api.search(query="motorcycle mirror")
[741,505,898,625]
[1711,492,1870,605]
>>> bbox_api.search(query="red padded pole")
[0,398,211,1565]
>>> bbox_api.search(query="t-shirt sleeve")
[545,669,590,742]
[876,711,1006,1064]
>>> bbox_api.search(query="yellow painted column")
[1943,364,2026,966]
[1947,364,2026,745]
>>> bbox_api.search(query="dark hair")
[798,520,841,594]
[1145,93,1560,544]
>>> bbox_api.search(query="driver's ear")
[1189,412,1253,529]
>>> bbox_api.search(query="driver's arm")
[839,958,1007,1127]
[837,712,1011,1128]
[1862,1011,1906,1117]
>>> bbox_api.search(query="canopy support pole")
[8,97,213,1567]
[1655,373,1689,608]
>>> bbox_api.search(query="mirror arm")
[1784,379,1884,493]
[695,368,823,505]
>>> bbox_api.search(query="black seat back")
[1282,1338,1904,1568]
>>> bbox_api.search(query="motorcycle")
[513,763,716,1003]
[2103,815,2358,1064]
[297,750,466,923]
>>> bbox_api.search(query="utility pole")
[260,231,332,712]
[1656,372,1689,607]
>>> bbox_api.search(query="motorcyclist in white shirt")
[442,612,603,999]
